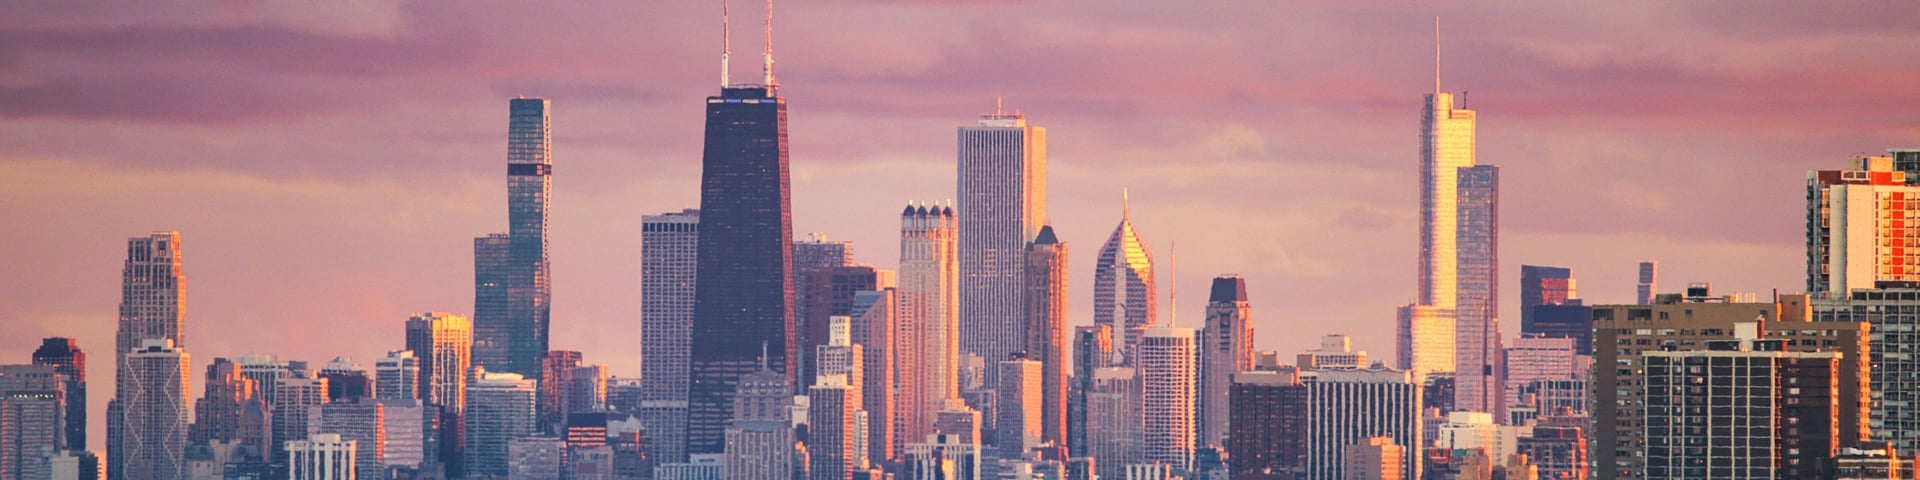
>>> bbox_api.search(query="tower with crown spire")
[1093,190,1158,364]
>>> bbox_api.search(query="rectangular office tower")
[32,338,86,452]
[473,98,554,380]
[956,111,1046,385]
[1453,164,1501,418]
[1643,338,1841,479]
[1301,366,1422,480]
[641,208,699,464]
[123,340,190,480]
[687,83,795,455]
[1023,226,1068,449]
[112,231,187,480]
[1198,276,1254,449]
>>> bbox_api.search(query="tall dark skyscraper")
[1023,225,1067,449]
[687,11,794,453]
[32,337,86,451]
[1518,265,1573,327]
[474,98,553,380]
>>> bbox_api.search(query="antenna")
[996,96,1004,116]
[721,0,731,87]
[763,0,776,87]
[1169,240,1178,328]
[759,341,770,371]
[1434,16,1441,95]
[1122,188,1131,220]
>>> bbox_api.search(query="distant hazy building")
[1196,276,1253,449]
[687,81,797,456]
[1522,303,1594,356]
[799,265,878,396]
[1022,225,1068,449]
[896,203,959,456]
[808,374,859,480]
[957,111,1047,389]
[1067,325,1113,458]
[848,290,896,464]
[1085,367,1140,480]
[465,369,537,477]
[1302,365,1422,480]
[507,436,563,480]
[32,338,86,452]
[273,377,328,472]
[1092,195,1156,363]
[537,351,583,434]
[1137,327,1195,470]
[1518,265,1574,329]
[1228,368,1307,479]
[285,434,355,480]
[123,340,191,480]
[1296,334,1366,370]
[994,358,1043,455]
[903,433,981,480]
[1807,154,1920,295]
[1637,261,1657,305]
[641,208,699,465]
[376,399,430,472]
[405,312,472,412]
[374,351,418,402]
[189,358,264,454]
[1453,164,1501,419]
[0,364,65,480]
[1343,437,1403,480]
[1515,424,1586,480]
[1394,305,1454,378]
[794,234,854,391]
[472,97,555,381]
[721,367,792,480]
[315,398,385,480]
[1502,335,1582,417]
[318,357,372,402]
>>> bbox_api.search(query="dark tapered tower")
[686,1,793,453]
[474,98,553,380]
[32,338,86,452]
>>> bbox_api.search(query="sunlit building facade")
[895,203,959,456]
[1093,196,1156,364]
[474,97,554,381]
[957,112,1047,387]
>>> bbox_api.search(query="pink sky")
[3,1,1919,446]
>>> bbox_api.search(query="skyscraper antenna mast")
[721,0,731,87]
[1169,240,1178,328]
[1434,16,1441,95]
[764,0,776,86]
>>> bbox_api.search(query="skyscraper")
[1518,265,1574,328]
[1393,305,1453,378]
[405,312,472,411]
[0,365,65,480]
[1636,261,1657,305]
[123,340,190,480]
[113,232,186,480]
[994,357,1042,455]
[464,368,537,477]
[1067,325,1112,458]
[957,110,1047,386]
[1643,339,1842,479]
[895,203,959,456]
[800,266,879,390]
[1197,276,1252,448]
[1417,83,1475,310]
[1301,365,1422,480]
[687,22,796,452]
[1084,366,1139,480]
[539,350,584,433]
[285,434,355,480]
[722,366,792,480]
[189,359,258,448]
[317,357,371,402]
[808,374,859,480]
[1807,155,1920,295]
[375,350,419,402]
[32,337,86,452]
[1138,327,1196,471]
[1092,194,1156,364]
[1228,368,1307,479]
[794,235,854,389]
[641,208,699,464]
[1501,335,1581,419]
[474,98,555,380]
[1022,225,1067,449]
[848,289,896,464]
[315,398,386,480]
[272,376,328,473]
[1454,164,1501,417]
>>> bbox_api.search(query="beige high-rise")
[894,203,958,455]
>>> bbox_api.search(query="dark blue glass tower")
[474,98,552,379]
[687,85,793,454]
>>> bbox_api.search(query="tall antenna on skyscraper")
[1169,240,1178,328]
[764,0,776,86]
[1434,16,1442,95]
[721,0,732,87]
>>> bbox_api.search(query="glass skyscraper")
[687,84,794,455]
[1453,164,1501,417]
[474,98,553,380]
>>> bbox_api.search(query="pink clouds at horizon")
[3,0,1918,448]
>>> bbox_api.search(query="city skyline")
[5,1,1919,452]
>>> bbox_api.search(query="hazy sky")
[4,1,1919,446]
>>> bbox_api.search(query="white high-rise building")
[123,340,191,480]
[374,351,418,402]
[1807,155,1920,295]
[1302,365,1422,480]
[956,111,1046,386]
[112,232,187,480]
[464,368,536,478]
[286,433,356,480]
[895,203,959,456]
[1137,327,1195,471]
[1197,276,1253,448]
[1093,194,1156,363]
[641,208,699,464]
[807,374,859,480]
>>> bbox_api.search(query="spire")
[763,0,776,86]
[1169,240,1178,328]
[1122,188,1131,220]
[759,341,770,371]
[1434,16,1441,95]
[721,0,731,87]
